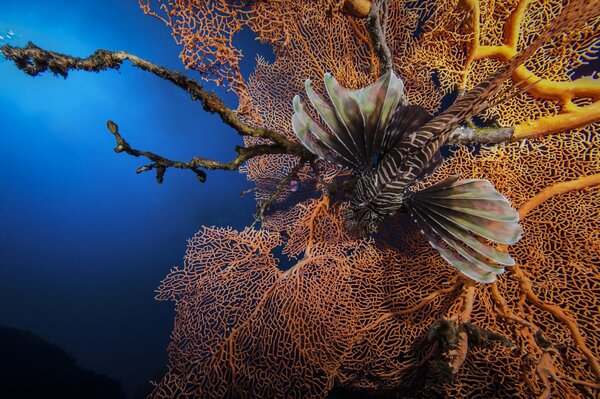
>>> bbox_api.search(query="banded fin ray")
[296,71,406,172]
[410,206,497,283]
[292,96,355,168]
[411,203,505,273]
[412,200,516,266]
[381,104,433,158]
[405,176,521,282]
[415,150,443,182]
[424,199,522,244]
[359,70,405,161]
[304,80,362,166]
[324,73,368,165]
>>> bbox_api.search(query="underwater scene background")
[0,1,271,396]
[1,0,599,398]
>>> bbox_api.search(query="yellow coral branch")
[503,0,530,50]
[459,0,481,88]
[459,0,600,138]
[514,100,600,139]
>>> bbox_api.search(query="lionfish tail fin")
[405,175,522,283]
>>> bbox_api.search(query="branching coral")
[139,0,599,398]
[414,0,600,138]
[3,0,599,398]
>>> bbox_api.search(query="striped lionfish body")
[291,1,597,283]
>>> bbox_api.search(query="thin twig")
[255,161,305,220]
[448,126,515,145]
[107,120,290,183]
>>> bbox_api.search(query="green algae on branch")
[0,41,314,183]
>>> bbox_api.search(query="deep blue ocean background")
[0,0,272,395]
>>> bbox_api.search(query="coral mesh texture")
[141,0,600,397]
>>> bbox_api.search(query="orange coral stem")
[517,174,600,219]
[451,282,476,373]
[514,266,600,379]
[499,175,600,379]
[490,282,536,330]
[498,174,600,252]
[358,280,461,332]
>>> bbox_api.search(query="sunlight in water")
[0,29,16,42]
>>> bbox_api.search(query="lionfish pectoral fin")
[405,175,522,283]
[323,73,368,165]
[304,79,363,168]
[292,95,354,167]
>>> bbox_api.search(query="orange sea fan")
[143,0,600,397]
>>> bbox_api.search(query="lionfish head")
[343,204,382,237]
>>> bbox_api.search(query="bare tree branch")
[0,42,311,157]
[366,0,393,76]
[1,41,517,188]
[1,41,314,183]
[448,126,515,146]
[106,120,291,183]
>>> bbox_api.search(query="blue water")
[0,1,272,395]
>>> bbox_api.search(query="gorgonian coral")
[141,0,600,397]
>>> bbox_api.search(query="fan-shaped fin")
[304,79,362,166]
[292,96,352,167]
[300,71,407,171]
[404,175,522,282]
[423,200,522,244]
[417,196,518,222]
[409,199,516,266]
[350,70,405,162]
[411,203,505,273]
[410,207,497,283]
[411,176,522,243]
[420,176,510,201]
[324,73,368,165]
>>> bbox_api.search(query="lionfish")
[291,2,596,283]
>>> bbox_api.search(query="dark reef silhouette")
[0,324,127,399]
